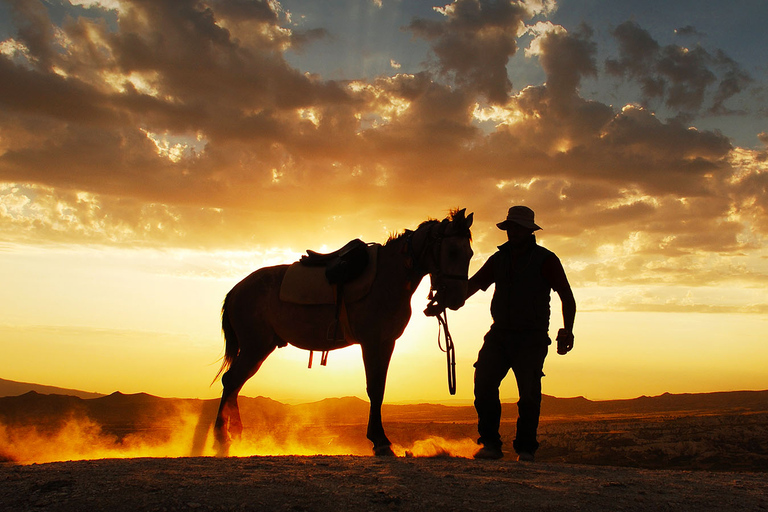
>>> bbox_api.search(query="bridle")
[405,219,469,396]
[406,219,469,282]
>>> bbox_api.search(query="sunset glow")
[1,0,767,408]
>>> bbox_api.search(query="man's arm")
[467,255,495,299]
[542,255,576,354]
[555,285,576,354]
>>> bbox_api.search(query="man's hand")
[556,328,574,355]
[424,302,445,317]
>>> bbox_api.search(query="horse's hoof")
[373,445,396,457]
[214,442,230,457]
[213,431,231,457]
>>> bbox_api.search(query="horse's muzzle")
[444,297,466,311]
[433,284,468,311]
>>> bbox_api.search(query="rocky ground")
[2,455,768,512]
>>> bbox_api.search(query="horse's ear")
[455,208,466,222]
[466,212,473,228]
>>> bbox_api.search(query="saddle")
[280,241,379,366]
[300,238,369,285]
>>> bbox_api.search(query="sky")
[1,0,767,404]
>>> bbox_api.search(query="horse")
[213,208,474,456]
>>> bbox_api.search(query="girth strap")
[308,284,352,369]
[307,350,330,368]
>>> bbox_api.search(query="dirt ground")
[2,455,767,512]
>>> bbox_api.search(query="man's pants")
[473,326,549,454]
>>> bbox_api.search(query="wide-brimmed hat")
[496,205,542,231]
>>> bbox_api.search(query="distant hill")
[538,390,768,417]
[2,377,767,416]
[0,378,105,399]
[2,387,766,434]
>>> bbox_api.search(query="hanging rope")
[428,289,456,395]
[436,309,457,395]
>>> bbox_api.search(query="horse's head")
[415,208,474,311]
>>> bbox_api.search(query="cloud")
[673,25,702,38]
[5,0,59,71]
[1,0,767,299]
[710,49,753,115]
[534,23,598,105]
[408,0,529,104]
[605,21,752,117]
[0,0,358,208]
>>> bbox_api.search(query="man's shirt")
[469,245,570,295]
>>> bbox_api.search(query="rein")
[428,290,457,395]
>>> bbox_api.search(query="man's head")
[496,206,541,231]
[497,206,541,245]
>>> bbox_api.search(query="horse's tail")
[213,293,239,384]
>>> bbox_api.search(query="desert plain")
[1,381,767,511]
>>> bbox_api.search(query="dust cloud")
[0,405,478,464]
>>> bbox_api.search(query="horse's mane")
[385,208,471,246]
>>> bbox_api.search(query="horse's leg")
[214,342,275,456]
[361,339,396,456]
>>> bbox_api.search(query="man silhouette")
[465,206,575,461]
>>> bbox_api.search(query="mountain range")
[0,378,105,399]
[2,377,767,431]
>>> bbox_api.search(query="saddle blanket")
[279,244,380,305]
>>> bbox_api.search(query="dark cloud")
[6,0,58,70]
[480,28,734,197]
[710,49,753,115]
[0,57,118,125]
[605,21,752,116]
[363,73,479,151]
[673,25,702,37]
[408,0,528,104]
[107,0,343,111]
[605,20,660,83]
[656,45,716,112]
[208,0,329,52]
[537,24,597,105]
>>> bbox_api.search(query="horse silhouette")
[214,208,474,456]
